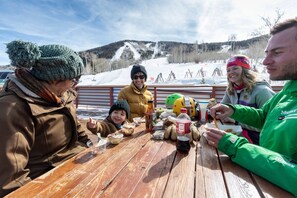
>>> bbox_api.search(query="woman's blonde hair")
[226,68,259,95]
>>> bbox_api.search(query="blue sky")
[0,0,296,65]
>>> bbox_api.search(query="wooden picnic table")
[5,123,293,198]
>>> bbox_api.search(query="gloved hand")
[163,118,201,142]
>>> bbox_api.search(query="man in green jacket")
[205,18,297,196]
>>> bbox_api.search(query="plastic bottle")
[176,108,191,154]
[145,100,155,132]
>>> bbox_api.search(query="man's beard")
[270,61,297,81]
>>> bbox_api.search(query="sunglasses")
[72,76,81,86]
[133,75,145,80]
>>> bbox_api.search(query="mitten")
[190,123,201,141]
[170,125,177,141]
[164,120,201,142]
[163,117,176,140]
[164,124,177,140]
[164,125,171,139]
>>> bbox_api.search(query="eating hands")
[209,104,234,120]
[204,127,227,148]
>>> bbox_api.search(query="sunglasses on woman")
[133,75,145,80]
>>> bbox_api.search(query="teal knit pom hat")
[6,40,84,81]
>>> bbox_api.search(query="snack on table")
[155,107,165,118]
[122,123,136,136]
[153,120,164,131]
[108,133,124,144]
[163,116,176,127]
[160,109,176,119]
[152,130,165,140]
[205,123,242,135]
[133,117,143,126]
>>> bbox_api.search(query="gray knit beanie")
[109,100,130,119]
[6,40,84,81]
[130,64,147,81]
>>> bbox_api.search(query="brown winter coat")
[87,116,124,137]
[118,82,153,122]
[0,81,90,197]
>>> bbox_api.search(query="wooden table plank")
[251,174,294,198]
[196,126,228,198]
[195,139,207,198]
[5,151,90,197]
[130,141,177,198]
[64,127,152,197]
[203,123,294,198]
[47,130,150,197]
[218,151,261,198]
[99,139,165,197]
[162,141,197,198]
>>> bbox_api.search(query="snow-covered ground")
[77,106,109,121]
[77,56,284,120]
[79,41,281,86]
[79,56,280,87]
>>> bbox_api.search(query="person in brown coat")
[86,100,131,137]
[118,64,153,122]
[0,40,91,197]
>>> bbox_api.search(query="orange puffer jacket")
[118,82,153,122]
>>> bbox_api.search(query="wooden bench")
[5,123,294,197]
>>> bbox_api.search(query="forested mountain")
[78,35,268,74]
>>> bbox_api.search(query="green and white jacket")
[218,80,297,196]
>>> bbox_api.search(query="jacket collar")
[130,82,147,94]
[3,80,76,116]
[8,74,40,98]
[282,80,297,97]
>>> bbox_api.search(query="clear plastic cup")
[95,138,108,154]
[199,101,208,122]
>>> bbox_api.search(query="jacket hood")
[1,78,77,116]
[255,80,272,88]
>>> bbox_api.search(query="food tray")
[205,123,242,135]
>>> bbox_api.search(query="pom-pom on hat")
[130,64,147,80]
[226,55,251,70]
[6,40,84,81]
[109,100,130,118]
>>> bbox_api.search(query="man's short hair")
[270,18,297,40]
